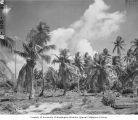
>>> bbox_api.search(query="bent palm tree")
[113,36,125,56]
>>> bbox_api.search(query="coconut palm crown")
[113,36,125,56]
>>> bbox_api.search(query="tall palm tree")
[113,36,125,56]
[15,42,38,99]
[73,52,84,92]
[52,49,71,95]
[38,44,55,97]
[90,53,110,93]
[15,22,54,99]
[82,52,93,91]
[26,22,50,48]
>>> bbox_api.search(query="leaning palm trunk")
[29,66,35,99]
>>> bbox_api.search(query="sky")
[2,0,138,76]
[5,0,138,52]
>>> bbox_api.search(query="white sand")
[18,102,71,114]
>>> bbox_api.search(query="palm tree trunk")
[78,78,80,93]
[14,42,17,91]
[39,60,44,97]
[29,39,35,99]
[29,66,35,99]
[63,70,67,96]
[15,42,17,81]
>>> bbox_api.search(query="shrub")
[111,81,122,92]
[122,88,133,95]
[102,91,115,106]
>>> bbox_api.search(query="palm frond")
[0,59,6,65]
[22,43,31,54]
[65,59,71,64]
[52,58,60,64]
[14,50,28,58]
[113,46,116,53]
[0,37,15,50]
[40,55,51,63]
[120,45,125,51]
[38,44,55,53]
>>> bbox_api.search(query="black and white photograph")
[0,0,138,118]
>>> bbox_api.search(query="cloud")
[50,0,125,57]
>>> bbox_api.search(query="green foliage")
[14,22,55,98]
[4,20,138,99]
[102,91,116,106]
[73,52,84,73]
[113,36,125,56]
[0,37,15,51]
[111,81,122,92]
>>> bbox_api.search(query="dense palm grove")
[1,22,138,101]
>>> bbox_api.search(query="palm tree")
[124,48,135,65]
[34,22,56,96]
[73,52,84,92]
[26,22,50,48]
[131,38,138,61]
[73,52,84,73]
[38,44,55,97]
[15,42,38,99]
[113,36,125,56]
[102,48,110,57]
[90,53,110,93]
[15,22,55,99]
[82,52,93,91]
[102,48,111,64]
[52,49,71,95]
